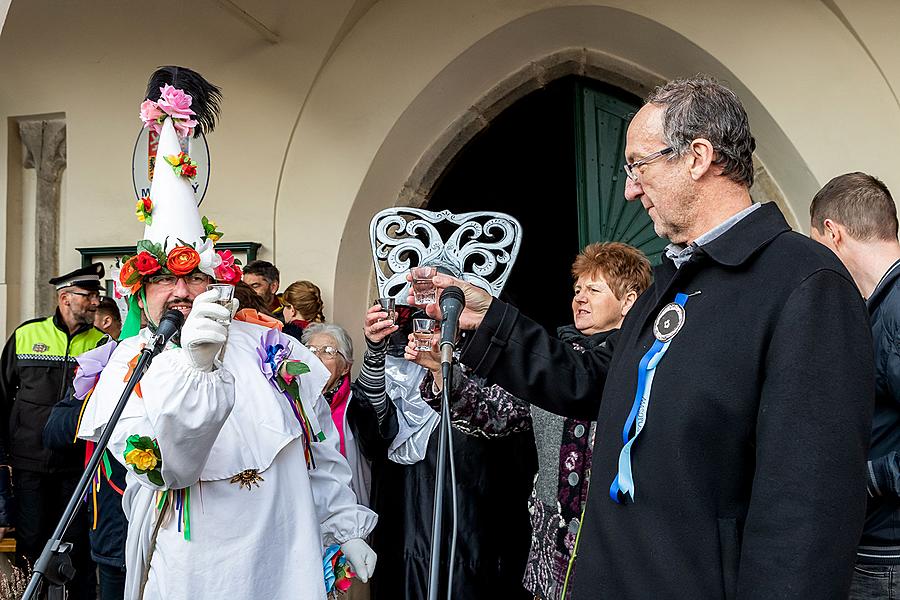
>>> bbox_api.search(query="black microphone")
[146,309,185,356]
[439,286,466,365]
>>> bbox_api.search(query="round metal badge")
[653,302,686,342]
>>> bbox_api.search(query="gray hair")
[301,322,354,364]
[646,75,756,188]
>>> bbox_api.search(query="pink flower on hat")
[215,250,242,283]
[139,100,164,134]
[156,84,196,121]
[172,117,199,139]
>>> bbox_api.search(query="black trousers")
[13,469,96,600]
[98,563,125,600]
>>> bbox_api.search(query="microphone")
[438,286,466,365]
[146,309,185,356]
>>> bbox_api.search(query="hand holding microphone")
[438,286,465,365]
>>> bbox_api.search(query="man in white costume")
[76,66,376,599]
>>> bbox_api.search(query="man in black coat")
[417,76,875,599]
[810,172,900,598]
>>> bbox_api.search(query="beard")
[73,307,97,327]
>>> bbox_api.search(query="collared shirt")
[665,203,762,268]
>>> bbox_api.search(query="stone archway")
[329,5,814,347]
[397,48,794,226]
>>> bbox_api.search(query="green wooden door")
[575,83,669,264]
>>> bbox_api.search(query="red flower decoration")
[167,246,201,276]
[134,251,161,276]
[119,257,142,294]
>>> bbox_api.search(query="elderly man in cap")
[423,75,875,598]
[0,262,107,598]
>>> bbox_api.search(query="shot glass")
[377,297,396,324]
[207,283,235,324]
[412,317,437,351]
[411,266,438,305]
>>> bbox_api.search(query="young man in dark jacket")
[0,263,106,598]
[419,76,875,599]
[810,172,900,598]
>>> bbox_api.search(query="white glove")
[341,538,377,583]
[179,290,233,372]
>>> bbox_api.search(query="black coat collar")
[693,202,791,267]
[643,202,792,329]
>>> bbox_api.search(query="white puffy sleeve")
[80,342,235,491]
[308,390,378,545]
[287,342,378,545]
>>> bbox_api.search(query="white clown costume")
[76,67,376,600]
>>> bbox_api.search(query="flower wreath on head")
[118,217,242,295]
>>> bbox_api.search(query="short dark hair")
[243,260,280,284]
[572,242,652,300]
[646,75,756,188]
[810,172,897,242]
[96,297,122,324]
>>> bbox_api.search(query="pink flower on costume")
[214,250,243,284]
[156,84,196,120]
[139,100,164,134]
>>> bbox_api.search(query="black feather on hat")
[144,66,222,138]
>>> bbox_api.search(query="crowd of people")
[0,69,898,600]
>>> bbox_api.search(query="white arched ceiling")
[271,0,899,342]
[270,1,898,348]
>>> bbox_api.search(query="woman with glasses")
[302,323,371,509]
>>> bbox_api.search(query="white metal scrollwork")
[369,207,522,300]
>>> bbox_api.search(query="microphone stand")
[426,344,456,600]
[22,343,162,600]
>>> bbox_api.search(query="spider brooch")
[230,469,265,490]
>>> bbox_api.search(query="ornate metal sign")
[369,207,522,300]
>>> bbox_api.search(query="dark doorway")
[427,76,650,333]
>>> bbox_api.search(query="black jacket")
[43,389,126,567]
[348,379,536,600]
[0,311,104,473]
[859,259,900,561]
[461,203,875,599]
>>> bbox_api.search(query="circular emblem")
[653,303,685,342]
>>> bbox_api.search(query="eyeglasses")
[623,147,674,181]
[145,273,211,288]
[68,291,100,301]
[307,345,345,361]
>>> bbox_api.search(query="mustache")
[164,297,193,310]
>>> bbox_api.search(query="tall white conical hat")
[119,66,229,306]
[144,117,204,246]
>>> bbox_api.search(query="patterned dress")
[522,326,612,600]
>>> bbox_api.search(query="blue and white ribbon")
[609,292,689,504]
